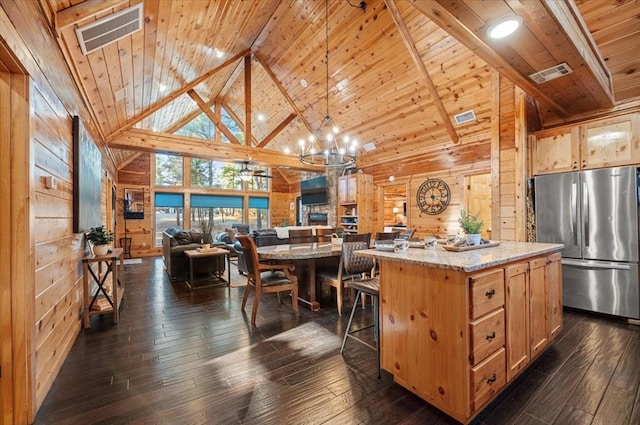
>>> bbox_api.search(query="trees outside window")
[155,154,183,186]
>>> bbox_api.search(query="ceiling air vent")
[529,63,573,84]
[454,110,476,125]
[75,3,143,55]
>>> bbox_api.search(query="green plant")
[459,209,483,234]
[199,220,213,243]
[86,225,115,245]
[280,218,290,226]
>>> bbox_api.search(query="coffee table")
[184,247,231,289]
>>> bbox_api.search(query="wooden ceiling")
[47,0,640,184]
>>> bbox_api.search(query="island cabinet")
[370,243,563,424]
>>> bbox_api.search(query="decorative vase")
[92,244,110,256]
[331,237,343,245]
[466,234,481,246]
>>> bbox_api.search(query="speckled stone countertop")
[257,242,342,260]
[356,241,563,272]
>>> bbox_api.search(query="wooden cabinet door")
[531,127,579,175]
[505,262,529,381]
[546,252,563,340]
[580,113,639,169]
[347,175,357,203]
[338,176,349,205]
[528,257,548,358]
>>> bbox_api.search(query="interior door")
[465,173,492,238]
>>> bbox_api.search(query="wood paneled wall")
[32,83,83,409]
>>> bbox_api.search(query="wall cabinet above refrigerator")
[530,112,639,176]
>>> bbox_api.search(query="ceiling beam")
[385,0,459,144]
[55,0,128,30]
[187,90,241,145]
[105,48,249,142]
[256,113,298,149]
[109,129,318,171]
[244,54,252,147]
[409,0,570,117]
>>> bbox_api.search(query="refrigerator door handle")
[582,182,589,247]
[570,183,577,246]
[562,259,631,270]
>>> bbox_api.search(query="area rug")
[123,258,142,265]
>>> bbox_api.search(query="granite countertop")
[356,241,563,272]
[257,242,342,260]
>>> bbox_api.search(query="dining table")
[257,242,343,311]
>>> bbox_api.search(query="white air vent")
[363,142,376,152]
[454,110,476,125]
[529,63,573,84]
[75,3,143,55]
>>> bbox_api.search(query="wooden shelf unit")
[82,248,125,328]
[337,173,374,236]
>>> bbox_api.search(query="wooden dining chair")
[236,235,300,326]
[375,231,399,241]
[315,227,335,243]
[344,233,372,244]
[338,241,381,377]
[289,228,315,244]
[316,234,372,315]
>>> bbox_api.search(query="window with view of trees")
[154,193,184,246]
[221,107,244,143]
[191,159,242,190]
[175,112,215,140]
[248,197,269,230]
[155,154,183,186]
[190,194,244,235]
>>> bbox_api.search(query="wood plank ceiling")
[47,0,640,184]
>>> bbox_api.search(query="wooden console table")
[82,247,125,328]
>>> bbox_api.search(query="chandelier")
[299,0,358,167]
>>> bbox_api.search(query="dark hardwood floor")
[35,257,640,425]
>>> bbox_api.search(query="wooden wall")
[1,2,115,422]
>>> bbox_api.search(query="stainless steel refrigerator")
[535,166,639,320]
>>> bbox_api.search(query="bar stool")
[338,241,380,377]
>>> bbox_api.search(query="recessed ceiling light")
[300,79,308,88]
[213,48,224,59]
[487,16,522,39]
[257,113,265,121]
[159,84,167,93]
[284,147,291,154]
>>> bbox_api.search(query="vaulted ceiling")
[47,0,640,184]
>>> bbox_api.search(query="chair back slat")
[236,235,259,277]
[344,232,371,246]
[342,241,374,275]
[315,227,335,242]
[375,231,399,241]
[289,229,315,244]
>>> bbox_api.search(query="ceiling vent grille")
[529,63,573,84]
[454,110,476,125]
[75,3,143,55]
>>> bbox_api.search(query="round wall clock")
[416,178,451,215]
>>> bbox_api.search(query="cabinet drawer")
[471,347,506,412]
[470,308,505,366]
[469,269,505,319]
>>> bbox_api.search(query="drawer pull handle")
[486,374,497,384]
[485,289,496,298]
[485,332,496,340]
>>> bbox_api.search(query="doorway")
[382,184,407,227]
[464,173,492,239]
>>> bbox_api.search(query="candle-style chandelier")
[299,0,358,167]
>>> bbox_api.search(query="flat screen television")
[300,176,328,205]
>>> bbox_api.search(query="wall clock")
[416,178,451,215]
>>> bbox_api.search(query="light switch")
[45,176,57,189]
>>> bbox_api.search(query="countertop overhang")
[356,241,563,273]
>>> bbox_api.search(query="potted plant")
[458,209,483,245]
[199,220,213,244]
[86,225,115,256]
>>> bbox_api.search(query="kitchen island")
[357,241,563,424]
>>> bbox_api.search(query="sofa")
[162,227,225,281]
